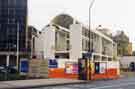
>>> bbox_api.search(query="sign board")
[48,59,58,68]
[28,59,48,78]
[65,62,78,74]
[20,58,29,75]
[83,52,92,58]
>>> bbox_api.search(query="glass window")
[8,8,15,16]
[0,0,27,51]
[8,18,15,23]
[3,0,8,8]
[66,40,70,50]
[16,0,27,7]
[8,0,16,7]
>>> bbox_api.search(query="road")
[30,77,135,89]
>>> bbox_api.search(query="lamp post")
[88,0,96,80]
[89,0,95,52]
[16,22,19,71]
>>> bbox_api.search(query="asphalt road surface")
[31,77,135,89]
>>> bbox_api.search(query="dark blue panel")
[49,59,58,68]
[20,60,28,73]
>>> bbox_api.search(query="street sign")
[83,52,92,58]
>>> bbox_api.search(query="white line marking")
[90,82,135,89]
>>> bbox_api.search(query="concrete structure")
[96,25,112,38]
[28,26,39,58]
[35,14,117,62]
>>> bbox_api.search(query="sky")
[28,0,135,50]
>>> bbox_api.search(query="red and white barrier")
[92,61,120,80]
[48,58,120,80]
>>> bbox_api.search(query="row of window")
[0,0,27,51]
[82,27,89,37]
[0,0,27,8]
[82,39,89,51]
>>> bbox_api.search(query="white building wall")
[99,37,102,54]
[35,25,55,59]
[56,30,67,51]
[35,22,116,62]
[119,56,135,68]
[35,33,44,58]
[70,24,82,62]
[43,26,55,59]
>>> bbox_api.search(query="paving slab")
[0,79,86,89]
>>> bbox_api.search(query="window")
[85,40,89,51]
[16,0,27,7]
[82,29,85,36]
[66,40,70,50]
[3,0,8,8]
[8,18,15,24]
[8,8,15,16]
[8,0,16,7]
[67,33,69,38]
[0,0,27,52]
[55,53,69,59]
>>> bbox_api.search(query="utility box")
[78,58,89,80]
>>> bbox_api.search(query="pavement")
[31,77,135,89]
[0,78,86,89]
[0,73,134,89]
[121,71,135,77]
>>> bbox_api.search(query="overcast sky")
[28,0,135,50]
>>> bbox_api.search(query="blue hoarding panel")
[20,60,29,73]
[48,59,58,68]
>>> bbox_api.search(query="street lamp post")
[16,22,19,71]
[89,0,95,52]
[88,0,96,80]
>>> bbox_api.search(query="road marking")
[90,82,135,89]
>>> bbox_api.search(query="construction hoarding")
[28,59,48,78]
[92,61,120,80]
[48,59,78,79]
